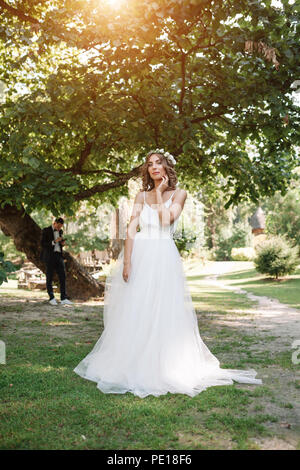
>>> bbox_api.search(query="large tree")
[0,0,299,297]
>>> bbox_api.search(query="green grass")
[186,279,256,315]
[0,341,277,450]
[218,266,300,310]
[0,315,294,450]
[0,261,299,450]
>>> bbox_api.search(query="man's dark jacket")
[40,226,64,263]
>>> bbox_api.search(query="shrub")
[188,246,213,262]
[0,230,26,263]
[0,252,17,286]
[254,235,300,279]
[215,224,250,261]
[174,228,197,256]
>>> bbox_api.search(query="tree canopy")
[0,0,299,214]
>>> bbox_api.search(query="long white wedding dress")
[74,189,262,398]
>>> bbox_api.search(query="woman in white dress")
[74,149,262,398]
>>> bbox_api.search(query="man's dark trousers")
[46,252,66,301]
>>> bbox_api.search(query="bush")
[174,228,197,256]
[0,252,17,286]
[66,233,110,255]
[215,224,250,261]
[231,247,256,261]
[254,235,300,279]
[188,246,213,262]
[0,230,26,263]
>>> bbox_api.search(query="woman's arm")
[123,191,144,267]
[156,189,187,227]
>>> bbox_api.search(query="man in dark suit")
[40,217,73,306]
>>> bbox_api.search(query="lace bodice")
[135,190,179,239]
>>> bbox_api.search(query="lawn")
[217,265,300,310]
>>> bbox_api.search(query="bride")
[73,149,262,398]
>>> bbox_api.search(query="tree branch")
[191,111,227,124]
[71,137,93,173]
[179,52,186,114]
[74,164,143,201]
[0,0,97,48]
[130,93,159,144]
[186,36,212,56]
[0,0,40,25]
[62,168,130,177]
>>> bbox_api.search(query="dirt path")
[198,261,300,351]
[192,261,300,450]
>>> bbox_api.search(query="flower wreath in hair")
[150,148,176,166]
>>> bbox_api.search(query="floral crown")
[149,148,176,166]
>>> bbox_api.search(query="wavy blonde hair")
[139,151,178,192]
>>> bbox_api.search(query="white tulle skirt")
[73,235,262,398]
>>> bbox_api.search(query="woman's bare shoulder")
[175,188,187,199]
[134,190,144,203]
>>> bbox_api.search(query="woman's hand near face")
[156,175,169,194]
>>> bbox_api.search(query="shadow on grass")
[218,269,259,281]
[186,274,213,281]
[0,351,274,450]
[0,271,297,449]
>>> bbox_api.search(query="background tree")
[263,169,300,250]
[0,251,17,286]
[254,234,299,279]
[0,0,299,297]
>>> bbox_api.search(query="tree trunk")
[107,207,124,259]
[108,238,124,260]
[0,204,104,300]
[205,208,217,250]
